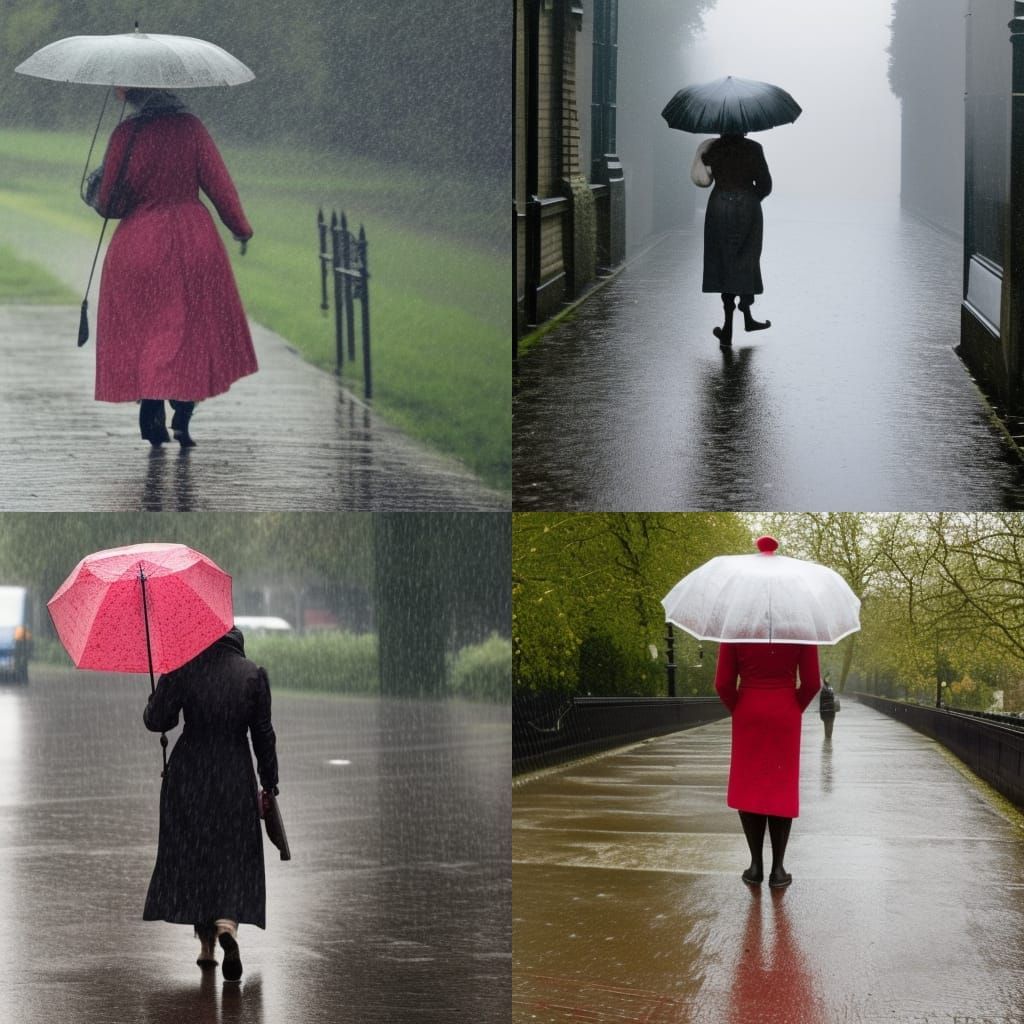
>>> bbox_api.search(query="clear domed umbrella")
[661,76,802,135]
[14,25,254,345]
[15,28,254,88]
[661,537,861,646]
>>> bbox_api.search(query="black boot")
[767,815,793,887]
[738,295,771,332]
[139,400,170,446]
[170,400,196,447]
[713,293,736,346]
[738,810,766,884]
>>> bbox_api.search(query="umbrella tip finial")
[756,536,779,554]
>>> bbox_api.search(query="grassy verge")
[0,128,509,490]
[0,245,76,304]
[30,631,509,702]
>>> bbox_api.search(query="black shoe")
[174,429,197,448]
[219,932,242,981]
[141,425,170,446]
[769,868,792,889]
[197,956,217,971]
[739,302,771,332]
[742,867,763,885]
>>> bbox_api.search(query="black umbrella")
[661,76,802,135]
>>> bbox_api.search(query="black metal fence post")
[358,225,372,400]
[340,212,356,363]
[330,211,346,376]
[317,208,329,313]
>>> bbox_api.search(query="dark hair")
[124,89,187,116]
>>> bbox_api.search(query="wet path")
[514,199,1024,509]
[0,306,504,510]
[513,700,1024,1022]
[0,668,510,1023]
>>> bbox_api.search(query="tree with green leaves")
[513,512,751,696]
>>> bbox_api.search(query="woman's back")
[704,135,772,197]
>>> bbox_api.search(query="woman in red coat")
[94,89,257,446]
[714,640,821,888]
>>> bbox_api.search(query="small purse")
[261,788,291,861]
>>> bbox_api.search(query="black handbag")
[261,789,291,861]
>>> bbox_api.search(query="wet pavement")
[0,666,510,1024]
[513,700,1024,1023]
[0,306,504,511]
[514,198,1024,509]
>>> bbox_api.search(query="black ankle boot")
[170,402,197,447]
[139,400,170,446]
[713,295,735,346]
[738,297,771,332]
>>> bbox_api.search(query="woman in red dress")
[94,88,257,446]
[714,640,821,887]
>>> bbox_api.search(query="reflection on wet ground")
[514,198,1024,509]
[513,701,1024,1022]
[0,307,505,511]
[0,669,510,1023]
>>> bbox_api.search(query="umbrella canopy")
[661,76,801,135]
[15,30,254,88]
[47,542,233,675]
[661,536,860,645]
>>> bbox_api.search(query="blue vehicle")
[0,586,31,684]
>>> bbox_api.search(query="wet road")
[513,700,1024,1022]
[0,666,510,1024]
[0,306,505,511]
[514,199,1024,509]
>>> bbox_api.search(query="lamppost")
[665,621,676,697]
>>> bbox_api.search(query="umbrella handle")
[139,568,166,778]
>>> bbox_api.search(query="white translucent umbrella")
[661,537,861,645]
[14,29,254,88]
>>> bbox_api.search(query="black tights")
[738,810,792,876]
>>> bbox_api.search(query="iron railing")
[856,692,1024,808]
[317,208,372,398]
[513,693,729,775]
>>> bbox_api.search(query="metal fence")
[317,208,372,398]
[856,692,1024,808]
[513,694,729,775]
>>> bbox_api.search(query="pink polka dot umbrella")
[47,542,233,772]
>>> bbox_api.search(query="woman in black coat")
[143,626,278,981]
[694,134,773,346]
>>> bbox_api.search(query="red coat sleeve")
[714,642,739,713]
[96,120,134,218]
[796,645,822,711]
[194,117,253,240]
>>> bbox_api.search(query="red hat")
[755,536,779,554]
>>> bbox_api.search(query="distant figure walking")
[692,133,773,346]
[714,641,821,888]
[143,627,278,981]
[819,674,840,740]
[91,88,257,447]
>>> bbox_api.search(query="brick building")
[514,0,624,347]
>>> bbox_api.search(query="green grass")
[0,128,510,490]
[0,245,76,303]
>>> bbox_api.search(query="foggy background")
[688,0,902,201]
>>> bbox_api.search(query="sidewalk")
[513,701,1024,1023]
[0,305,504,510]
[514,198,1024,510]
